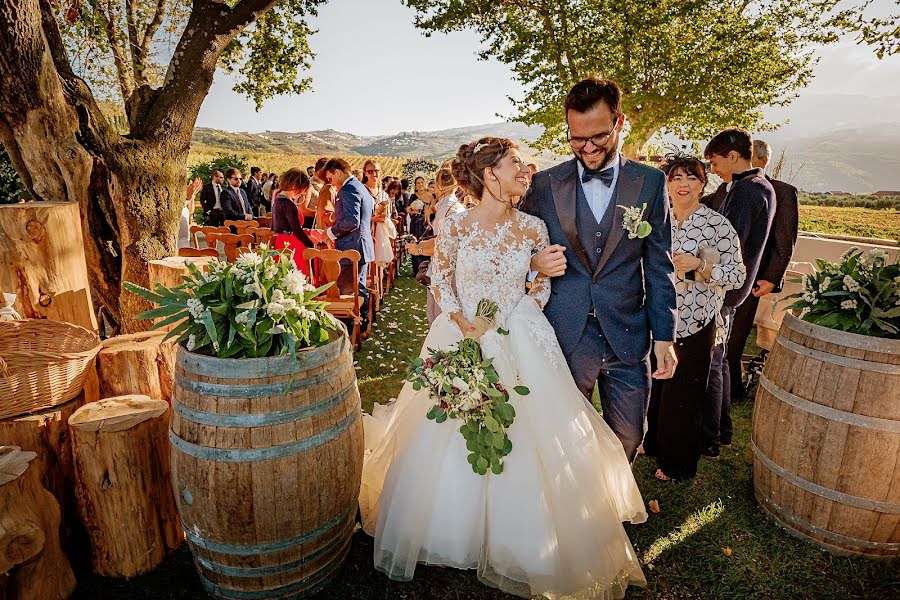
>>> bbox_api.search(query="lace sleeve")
[527,218,552,308]
[429,217,462,315]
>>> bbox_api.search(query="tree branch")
[125,0,144,85]
[97,0,135,101]
[141,0,169,61]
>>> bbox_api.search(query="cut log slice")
[68,396,182,577]
[97,331,176,401]
[0,445,76,600]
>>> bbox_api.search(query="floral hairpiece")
[469,141,489,154]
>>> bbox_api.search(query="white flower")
[187,334,197,351]
[236,252,263,269]
[451,376,470,392]
[841,299,858,310]
[842,275,860,292]
[799,307,811,319]
[242,282,262,297]
[235,311,250,325]
[284,270,308,296]
[187,297,205,322]
[821,276,832,289]
[264,263,278,280]
[859,249,888,269]
[840,247,860,261]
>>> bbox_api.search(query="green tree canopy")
[852,0,899,58]
[404,0,855,155]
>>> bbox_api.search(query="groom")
[521,78,677,461]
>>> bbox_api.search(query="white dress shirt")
[213,183,222,209]
[576,154,620,223]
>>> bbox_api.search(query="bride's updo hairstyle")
[434,166,456,190]
[452,137,518,199]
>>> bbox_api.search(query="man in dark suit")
[245,166,266,216]
[325,158,375,330]
[701,129,776,458]
[523,78,677,461]
[220,168,254,228]
[198,170,225,226]
[725,139,799,400]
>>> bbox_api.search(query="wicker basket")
[0,319,101,420]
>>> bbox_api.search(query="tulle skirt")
[374,219,396,266]
[360,295,647,599]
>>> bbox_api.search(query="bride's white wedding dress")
[360,210,647,599]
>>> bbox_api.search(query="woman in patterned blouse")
[644,154,746,481]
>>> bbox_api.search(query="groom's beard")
[574,134,619,172]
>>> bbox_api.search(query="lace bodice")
[430,210,551,323]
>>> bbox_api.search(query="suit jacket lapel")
[594,156,644,277]
[550,158,592,274]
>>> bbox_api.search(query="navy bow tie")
[582,167,615,187]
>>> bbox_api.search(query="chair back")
[206,232,255,262]
[247,227,274,247]
[224,220,259,235]
[302,248,360,301]
[178,247,219,258]
[257,216,272,228]
[190,225,230,248]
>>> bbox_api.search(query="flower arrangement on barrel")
[786,247,900,338]
[124,246,338,357]
[406,299,529,476]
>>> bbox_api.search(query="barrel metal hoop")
[184,507,353,555]
[785,313,900,354]
[193,518,352,577]
[177,335,345,379]
[173,382,355,428]
[196,536,351,599]
[755,485,900,553]
[759,375,900,434]
[751,441,900,514]
[775,334,900,375]
[173,360,345,399]
[170,411,358,462]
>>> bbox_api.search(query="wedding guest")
[261,173,276,207]
[178,177,204,248]
[325,158,374,330]
[726,139,800,400]
[221,168,254,226]
[198,170,225,226]
[408,176,432,274]
[307,166,315,178]
[313,158,337,230]
[352,168,363,181]
[701,128,775,458]
[363,160,396,267]
[311,158,327,194]
[246,166,266,216]
[386,180,406,235]
[645,154,745,480]
[271,168,315,273]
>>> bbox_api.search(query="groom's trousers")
[565,315,651,462]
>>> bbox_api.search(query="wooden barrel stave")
[752,313,900,557]
[170,334,364,598]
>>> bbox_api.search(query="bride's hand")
[450,312,476,337]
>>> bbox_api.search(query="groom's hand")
[531,245,567,277]
[652,341,677,379]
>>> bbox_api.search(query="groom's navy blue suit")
[521,155,677,460]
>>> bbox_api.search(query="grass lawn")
[73,263,898,600]
[798,206,900,241]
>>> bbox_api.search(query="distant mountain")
[192,93,900,193]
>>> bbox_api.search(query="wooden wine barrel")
[752,313,900,557]
[170,333,364,598]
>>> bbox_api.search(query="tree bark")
[97,331,176,401]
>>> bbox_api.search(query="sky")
[195,0,900,136]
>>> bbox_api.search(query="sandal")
[654,469,671,482]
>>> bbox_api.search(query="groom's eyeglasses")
[567,129,615,150]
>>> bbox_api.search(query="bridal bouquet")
[124,246,338,358]
[785,247,900,338]
[407,300,528,476]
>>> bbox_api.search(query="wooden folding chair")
[178,247,219,258]
[257,216,272,228]
[224,220,259,235]
[247,226,275,248]
[190,225,229,248]
[302,248,364,350]
[206,232,255,262]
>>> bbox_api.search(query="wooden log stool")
[96,331,176,402]
[69,395,182,577]
[0,446,76,600]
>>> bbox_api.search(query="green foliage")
[404,0,855,154]
[188,154,249,184]
[0,146,28,204]
[402,158,440,184]
[785,248,900,338]
[799,192,900,211]
[123,246,338,358]
[851,0,899,58]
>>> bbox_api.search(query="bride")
[360,137,647,599]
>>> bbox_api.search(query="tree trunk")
[69,395,182,577]
[97,331,176,401]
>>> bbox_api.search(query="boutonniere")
[619,203,652,239]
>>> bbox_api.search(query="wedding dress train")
[360,210,647,599]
